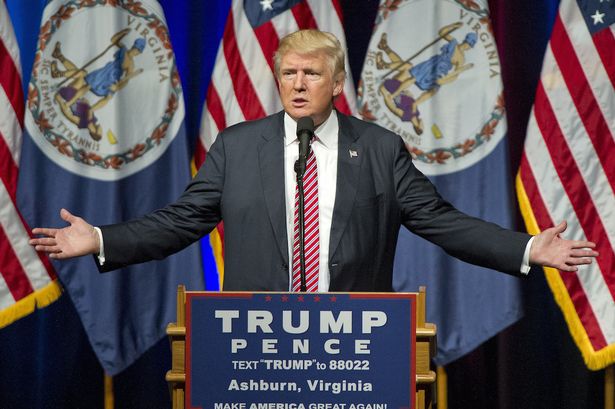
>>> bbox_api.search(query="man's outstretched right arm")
[30,132,227,268]
[30,208,100,259]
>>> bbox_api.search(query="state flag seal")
[27,0,183,181]
[358,0,506,175]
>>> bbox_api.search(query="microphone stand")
[294,117,314,292]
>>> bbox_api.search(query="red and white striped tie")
[292,148,319,292]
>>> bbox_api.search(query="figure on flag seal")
[50,31,146,142]
[358,0,506,176]
[27,0,183,181]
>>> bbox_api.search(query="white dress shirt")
[99,110,533,283]
[284,111,338,292]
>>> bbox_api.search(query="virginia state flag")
[17,0,203,375]
[358,0,522,365]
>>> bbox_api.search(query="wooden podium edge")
[415,286,437,409]
[166,285,437,409]
[166,285,186,408]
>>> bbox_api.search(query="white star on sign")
[260,0,274,11]
[591,10,605,24]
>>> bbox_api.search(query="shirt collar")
[283,110,338,149]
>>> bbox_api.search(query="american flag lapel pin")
[349,149,358,158]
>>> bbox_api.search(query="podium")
[166,286,437,409]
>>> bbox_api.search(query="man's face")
[277,51,344,126]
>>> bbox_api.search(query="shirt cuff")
[94,226,105,265]
[520,236,534,275]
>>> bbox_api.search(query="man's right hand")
[30,209,100,260]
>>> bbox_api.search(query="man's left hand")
[529,221,598,272]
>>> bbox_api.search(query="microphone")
[294,116,314,292]
[295,116,314,179]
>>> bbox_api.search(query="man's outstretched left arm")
[529,221,598,271]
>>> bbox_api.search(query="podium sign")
[186,292,416,409]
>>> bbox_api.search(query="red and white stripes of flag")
[517,0,615,370]
[0,0,60,329]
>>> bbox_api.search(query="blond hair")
[273,29,346,78]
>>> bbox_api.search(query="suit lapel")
[329,112,362,259]
[258,112,289,264]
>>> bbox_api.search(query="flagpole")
[104,373,114,409]
[606,365,614,409]
[437,366,448,409]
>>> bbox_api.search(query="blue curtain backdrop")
[0,0,605,408]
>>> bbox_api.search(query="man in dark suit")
[30,30,597,291]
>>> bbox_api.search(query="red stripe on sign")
[0,38,24,128]
[591,27,615,91]
[534,82,615,303]
[222,11,266,120]
[0,131,18,200]
[291,1,318,30]
[253,21,280,75]
[519,153,607,350]
[0,223,34,302]
[550,16,615,187]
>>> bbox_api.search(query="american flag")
[198,0,357,287]
[517,0,615,370]
[0,0,60,328]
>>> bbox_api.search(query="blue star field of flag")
[578,0,615,34]
[244,0,303,28]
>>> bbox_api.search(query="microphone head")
[296,116,314,136]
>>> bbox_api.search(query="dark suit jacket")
[99,111,530,291]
